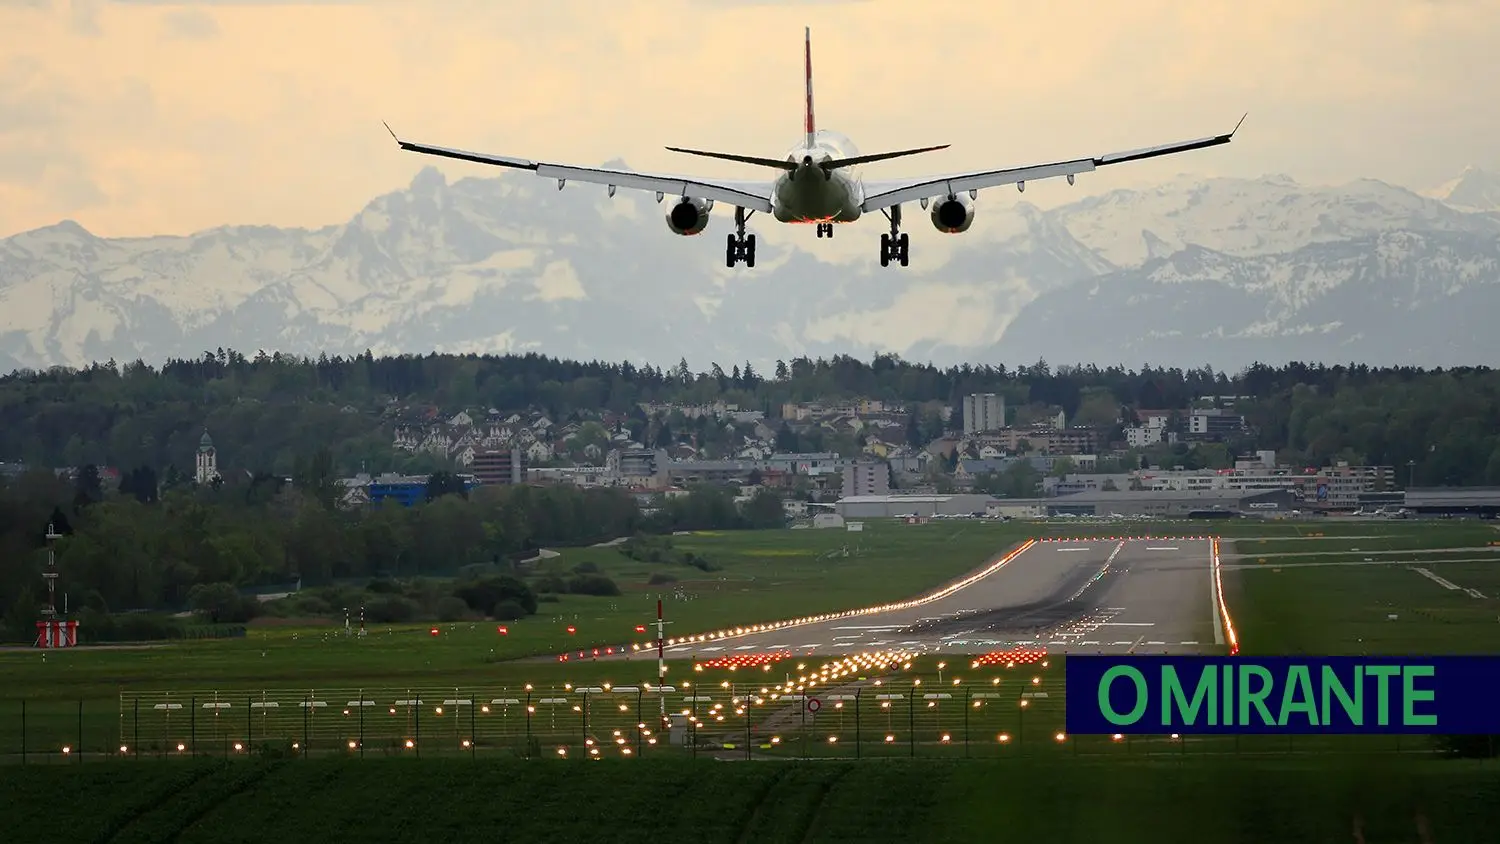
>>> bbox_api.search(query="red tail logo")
[804,27,816,145]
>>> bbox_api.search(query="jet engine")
[665,197,713,236]
[929,193,975,234]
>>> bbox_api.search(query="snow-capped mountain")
[1425,165,1500,214]
[1,164,1498,374]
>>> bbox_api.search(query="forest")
[0,455,787,641]
[2,350,1498,485]
[3,349,1499,639]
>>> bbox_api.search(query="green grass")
[1225,537,1500,656]
[7,757,1498,844]
[7,518,1500,762]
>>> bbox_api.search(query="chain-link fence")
[4,677,1448,764]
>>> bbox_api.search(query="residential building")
[1125,414,1168,448]
[1187,409,1246,439]
[841,461,890,498]
[963,393,1006,435]
[471,448,524,485]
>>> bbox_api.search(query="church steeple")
[195,429,219,484]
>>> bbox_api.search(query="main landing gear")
[879,204,909,267]
[815,222,834,239]
[726,206,756,268]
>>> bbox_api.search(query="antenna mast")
[43,522,62,618]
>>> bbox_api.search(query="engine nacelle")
[930,193,975,234]
[665,197,713,236]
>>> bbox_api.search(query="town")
[13,390,1465,525]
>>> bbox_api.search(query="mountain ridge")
[2,165,1497,374]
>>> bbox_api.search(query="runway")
[645,537,1224,660]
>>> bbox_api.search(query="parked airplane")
[384,28,1244,269]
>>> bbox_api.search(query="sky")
[1,0,1498,239]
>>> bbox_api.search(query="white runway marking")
[1111,641,1132,646]
[1146,641,1166,645]
[733,645,756,650]
[700,646,723,652]
[1100,622,1155,627]
[832,626,900,631]
[1146,546,1180,551]
[1081,641,1100,645]
[1180,641,1199,645]
[832,635,863,641]
[1057,548,1092,553]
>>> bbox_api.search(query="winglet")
[1230,113,1247,138]
[382,121,401,144]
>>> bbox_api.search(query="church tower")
[195,429,220,484]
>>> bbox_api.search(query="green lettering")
[1278,665,1318,726]
[1099,666,1147,725]
[1401,666,1437,726]
[1238,665,1275,725]
[1163,665,1217,726]
[1222,661,1234,725]
[1320,665,1363,725]
[1366,666,1400,726]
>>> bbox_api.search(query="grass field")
[5,517,1499,762]
[7,756,1498,843]
[8,518,1500,841]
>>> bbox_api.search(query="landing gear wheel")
[725,206,757,268]
[878,204,909,268]
[816,222,834,239]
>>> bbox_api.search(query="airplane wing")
[860,115,1246,212]
[383,124,774,212]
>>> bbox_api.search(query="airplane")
[383,27,1245,270]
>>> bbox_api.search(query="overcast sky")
[1,0,1497,238]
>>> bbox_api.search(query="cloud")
[160,6,216,37]
[0,0,1496,240]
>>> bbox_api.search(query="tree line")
[0,458,787,640]
[3,351,1498,484]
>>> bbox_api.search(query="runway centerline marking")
[1100,622,1155,627]
[1146,546,1180,551]
[1057,548,1093,553]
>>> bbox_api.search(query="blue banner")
[1064,656,1500,734]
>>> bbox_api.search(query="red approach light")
[497,626,508,635]
[429,627,440,637]
[635,625,647,634]
[694,649,792,671]
[566,625,576,634]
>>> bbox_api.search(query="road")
[635,538,1223,660]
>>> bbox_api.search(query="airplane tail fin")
[804,26,816,148]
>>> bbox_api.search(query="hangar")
[1043,488,1296,518]
[835,494,999,519]
[1403,487,1500,518]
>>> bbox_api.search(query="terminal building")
[834,488,1297,520]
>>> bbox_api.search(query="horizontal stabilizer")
[665,146,797,171]
[823,144,950,170]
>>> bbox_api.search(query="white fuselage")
[770,129,864,224]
